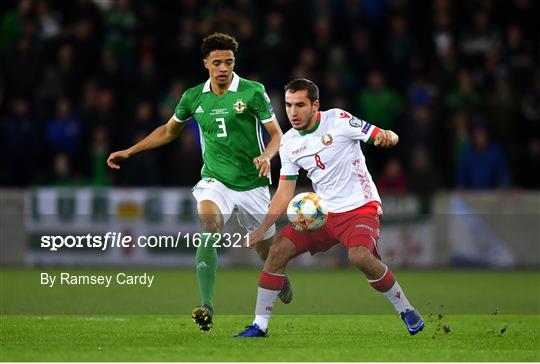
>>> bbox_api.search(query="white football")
[286,192,328,232]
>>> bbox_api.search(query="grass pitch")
[1,269,539,361]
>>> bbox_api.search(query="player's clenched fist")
[374,129,399,148]
[253,155,271,177]
[107,150,130,169]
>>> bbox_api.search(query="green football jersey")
[174,73,275,191]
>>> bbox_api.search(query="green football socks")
[195,233,218,311]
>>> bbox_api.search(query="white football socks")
[383,281,414,314]
[253,286,280,332]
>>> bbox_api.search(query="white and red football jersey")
[279,108,382,213]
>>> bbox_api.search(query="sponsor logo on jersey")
[321,133,333,146]
[210,108,229,115]
[233,99,246,113]
[339,111,351,119]
[362,122,372,134]
[349,116,363,128]
[195,105,204,113]
[292,145,308,155]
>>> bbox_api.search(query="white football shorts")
[192,178,276,240]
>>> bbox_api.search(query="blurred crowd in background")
[1,0,539,193]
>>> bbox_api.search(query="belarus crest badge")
[321,133,333,146]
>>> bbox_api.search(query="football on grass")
[287,192,328,232]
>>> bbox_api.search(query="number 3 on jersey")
[216,117,227,138]
[315,154,326,170]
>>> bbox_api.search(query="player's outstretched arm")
[373,129,399,148]
[253,119,283,177]
[107,117,185,169]
[247,178,296,247]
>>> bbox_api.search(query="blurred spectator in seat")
[83,87,116,143]
[88,126,111,186]
[408,146,442,212]
[348,29,379,89]
[133,40,159,99]
[158,80,187,121]
[449,109,470,169]
[516,139,540,188]
[46,97,82,159]
[481,50,507,89]
[519,71,540,137]
[97,48,123,92]
[50,153,79,186]
[432,6,454,62]
[360,0,388,25]
[484,70,519,154]
[56,43,83,98]
[502,24,534,91]
[459,10,500,68]
[325,46,355,93]
[4,36,41,99]
[116,131,159,186]
[36,0,61,42]
[80,80,99,117]
[385,14,415,89]
[70,18,101,79]
[323,73,349,109]
[36,43,81,114]
[0,99,39,185]
[446,68,481,112]
[259,11,288,88]
[291,47,321,84]
[356,69,402,130]
[456,125,510,189]
[115,101,159,186]
[128,101,158,142]
[161,128,203,186]
[103,0,138,63]
[0,0,33,50]
[327,95,349,111]
[313,16,332,54]
[401,106,441,165]
[377,158,408,194]
[408,75,437,109]
[175,15,201,82]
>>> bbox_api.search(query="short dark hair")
[284,78,319,103]
[201,33,239,58]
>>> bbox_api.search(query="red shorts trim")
[279,202,382,259]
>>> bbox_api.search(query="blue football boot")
[400,309,425,335]
[234,324,268,338]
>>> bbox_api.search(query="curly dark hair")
[201,33,239,58]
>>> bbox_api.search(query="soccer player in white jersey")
[235,78,424,337]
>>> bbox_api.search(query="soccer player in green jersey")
[107,33,291,331]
